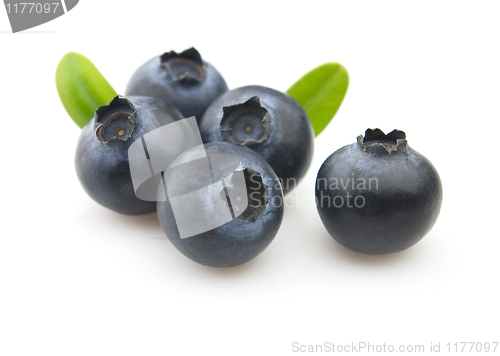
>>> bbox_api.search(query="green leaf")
[56,52,117,128]
[287,62,349,136]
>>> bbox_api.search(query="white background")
[1,1,499,355]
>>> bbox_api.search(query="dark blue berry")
[75,95,184,215]
[157,141,284,267]
[125,47,228,122]
[315,129,443,255]
[199,85,314,194]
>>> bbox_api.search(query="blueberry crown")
[160,47,207,83]
[94,95,136,143]
[220,96,270,147]
[357,128,408,155]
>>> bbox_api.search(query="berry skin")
[157,141,284,267]
[125,47,228,122]
[315,129,443,255]
[199,85,314,194]
[75,95,184,215]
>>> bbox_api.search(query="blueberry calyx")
[94,95,136,143]
[220,96,270,147]
[357,128,408,155]
[160,47,207,84]
[220,168,269,223]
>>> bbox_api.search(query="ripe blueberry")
[315,129,443,255]
[125,47,228,122]
[75,95,184,215]
[199,85,314,194]
[157,141,284,267]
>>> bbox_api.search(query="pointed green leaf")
[287,62,349,136]
[56,52,117,128]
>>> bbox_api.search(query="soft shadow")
[126,211,160,227]
[175,251,265,279]
[104,209,161,230]
[73,206,164,238]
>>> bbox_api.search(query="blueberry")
[199,85,314,194]
[315,129,443,255]
[75,95,185,215]
[125,47,228,122]
[157,141,284,267]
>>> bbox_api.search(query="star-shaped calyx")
[160,47,207,83]
[357,128,408,155]
[219,96,270,147]
[94,95,137,143]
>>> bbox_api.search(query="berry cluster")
[70,47,442,267]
